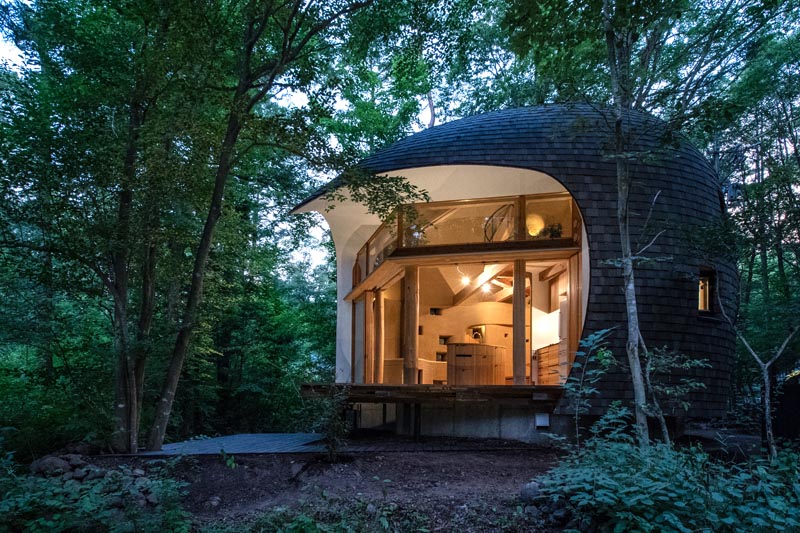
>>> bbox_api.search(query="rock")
[519,481,541,502]
[62,454,86,467]
[207,496,221,508]
[366,503,377,515]
[524,505,542,520]
[552,508,570,525]
[72,468,88,481]
[290,462,305,479]
[107,496,124,509]
[84,467,105,481]
[134,476,151,487]
[30,455,72,476]
[61,471,74,481]
[132,468,146,477]
[145,492,160,506]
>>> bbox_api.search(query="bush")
[0,449,191,532]
[539,407,800,532]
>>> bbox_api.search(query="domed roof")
[297,104,715,211]
[363,103,705,174]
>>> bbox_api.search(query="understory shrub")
[0,449,191,532]
[539,406,800,532]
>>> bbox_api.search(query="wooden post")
[568,253,582,366]
[513,259,527,385]
[373,289,385,384]
[403,266,420,385]
[364,292,374,384]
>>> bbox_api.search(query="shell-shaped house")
[296,104,737,441]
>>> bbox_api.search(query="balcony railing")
[354,194,577,283]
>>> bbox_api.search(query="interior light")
[457,264,470,285]
[481,283,491,293]
[526,213,545,236]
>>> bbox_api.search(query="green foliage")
[563,329,615,446]
[0,296,114,458]
[0,454,190,532]
[314,386,352,463]
[203,496,536,533]
[644,347,710,414]
[324,167,430,224]
[540,408,800,532]
[208,499,432,533]
[219,449,236,470]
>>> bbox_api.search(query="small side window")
[698,270,715,313]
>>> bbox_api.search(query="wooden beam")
[539,263,566,282]
[389,245,579,268]
[403,266,419,385]
[513,259,527,385]
[345,261,402,301]
[373,289,385,384]
[452,263,509,305]
[300,383,564,409]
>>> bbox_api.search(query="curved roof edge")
[293,103,709,213]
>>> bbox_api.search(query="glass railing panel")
[354,246,368,286]
[402,201,516,247]
[524,196,573,241]
[367,224,397,273]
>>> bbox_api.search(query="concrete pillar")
[513,259,527,385]
[403,266,420,384]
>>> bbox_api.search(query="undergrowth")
[202,497,539,533]
[0,445,191,532]
[539,405,800,532]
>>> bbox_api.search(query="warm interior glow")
[698,277,710,311]
[481,283,491,293]
[461,275,470,285]
[526,213,545,236]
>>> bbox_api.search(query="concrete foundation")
[355,402,571,443]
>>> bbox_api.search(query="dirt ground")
[95,437,562,531]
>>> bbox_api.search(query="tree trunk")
[604,0,650,447]
[147,111,243,450]
[111,101,142,453]
[762,364,777,459]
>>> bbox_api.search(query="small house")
[294,105,737,441]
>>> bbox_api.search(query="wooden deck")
[301,383,564,410]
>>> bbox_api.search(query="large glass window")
[402,199,516,247]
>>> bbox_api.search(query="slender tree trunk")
[762,365,777,459]
[603,0,650,444]
[743,248,756,307]
[147,110,243,450]
[618,162,651,446]
[111,101,142,453]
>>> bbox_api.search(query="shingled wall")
[354,104,738,419]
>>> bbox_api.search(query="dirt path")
[95,439,562,531]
